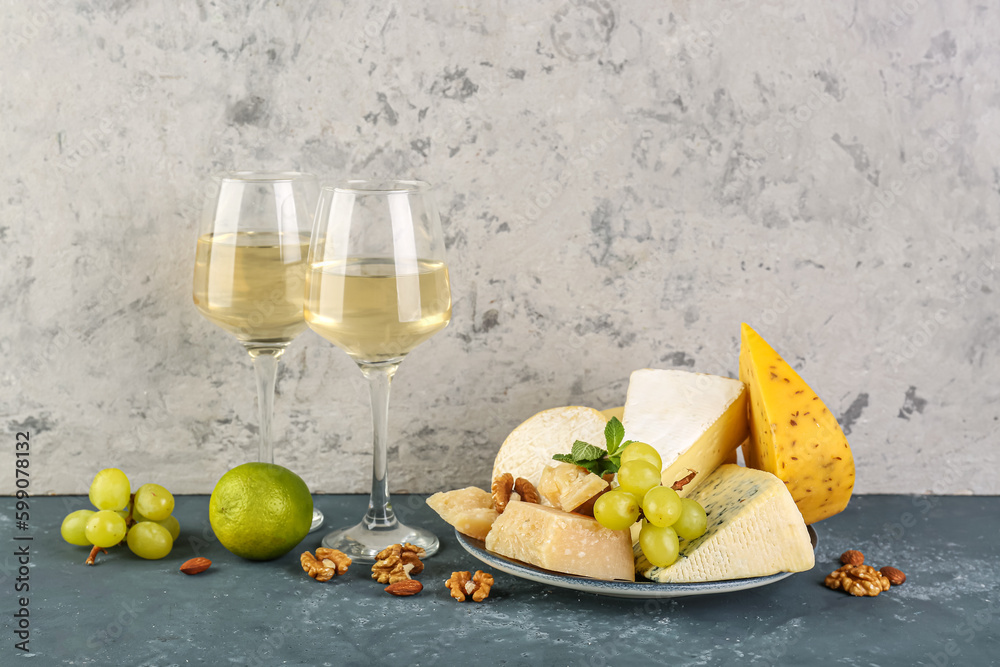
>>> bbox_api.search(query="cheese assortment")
[623,369,749,493]
[636,465,815,582]
[425,323,854,586]
[484,500,635,581]
[739,323,856,524]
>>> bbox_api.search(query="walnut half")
[301,549,351,582]
[371,543,426,584]
[824,564,890,597]
[446,570,494,602]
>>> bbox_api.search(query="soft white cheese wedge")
[492,406,607,488]
[485,500,635,582]
[623,369,748,493]
[637,465,815,582]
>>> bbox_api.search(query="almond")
[180,557,212,575]
[880,566,906,585]
[840,550,864,566]
[385,579,423,596]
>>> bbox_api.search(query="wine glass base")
[308,509,324,533]
[321,520,439,563]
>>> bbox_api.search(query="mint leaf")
[576,460,603,475]
[571,440,605,462]
[595,458,620,476]
[552,453,577,465]
[605,417,625,454]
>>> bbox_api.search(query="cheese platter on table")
[427,323,856,597]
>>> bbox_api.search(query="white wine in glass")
[192,171,325,531]
[305,180,451,561]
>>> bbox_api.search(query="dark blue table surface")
[2,494,997,666]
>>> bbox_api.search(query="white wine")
[193,231,310,346]
[305,257,451,363]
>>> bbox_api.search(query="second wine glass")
[305,180,452,561]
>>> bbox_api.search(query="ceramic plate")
[455,525,817,599]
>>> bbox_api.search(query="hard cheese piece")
[492,406,607,488]
[485,500,635,582]
[426,487,498,541]
[537,463,609,512]
[623,369,749,495]
[739,323,855,524]
[638,465,815,582]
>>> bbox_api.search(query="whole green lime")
[209,463,313,561]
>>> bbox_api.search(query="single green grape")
[134,484,175,521]
[674,498,708,540]
[642,486,682,528]
[155,515,181,541]
[639,522,680,568]
[619,441,662,471]
[89,468,131,511]
[126,521,173,560]
[616,460,661,498]
[85,510,127,548]
[60,510,95,546]
[593,490,641,531]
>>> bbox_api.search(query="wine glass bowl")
[305,179,451,561]
[192,171,325,531]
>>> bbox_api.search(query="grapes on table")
[135,483,175,521]
[127,522,174,560]
[155,515,181,541]
[85,510,128,548]
[89,468,131,511]
[61,469,181,565]
[61,510,95,546]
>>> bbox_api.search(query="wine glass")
[305,179,452,561]
[192,171,324,531]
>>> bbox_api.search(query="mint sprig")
[552,417,631,476]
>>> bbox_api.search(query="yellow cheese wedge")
[739,323,855,524]
[485,500,635,581]
[492,406,607,488]
[638,465,815,582]
[623,369,749,495]
[426,487,498,540]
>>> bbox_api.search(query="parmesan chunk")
[485,500,635,582]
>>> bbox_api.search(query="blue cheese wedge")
[623,369,748,494]
[637,465,814,583]
[486,500,635,581]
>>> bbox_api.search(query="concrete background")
[2,1,997,496]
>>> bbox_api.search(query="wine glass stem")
[359,362,400,530]
[249,348,283,465]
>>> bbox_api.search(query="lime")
[209,463,313,561]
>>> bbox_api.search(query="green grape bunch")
[60,468,180,565]
[591,436,709,570]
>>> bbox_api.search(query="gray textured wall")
[2,1,997,497]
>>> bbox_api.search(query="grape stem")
[125,493,136,529]
[671,470,697,491]
[85,546,107,566]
